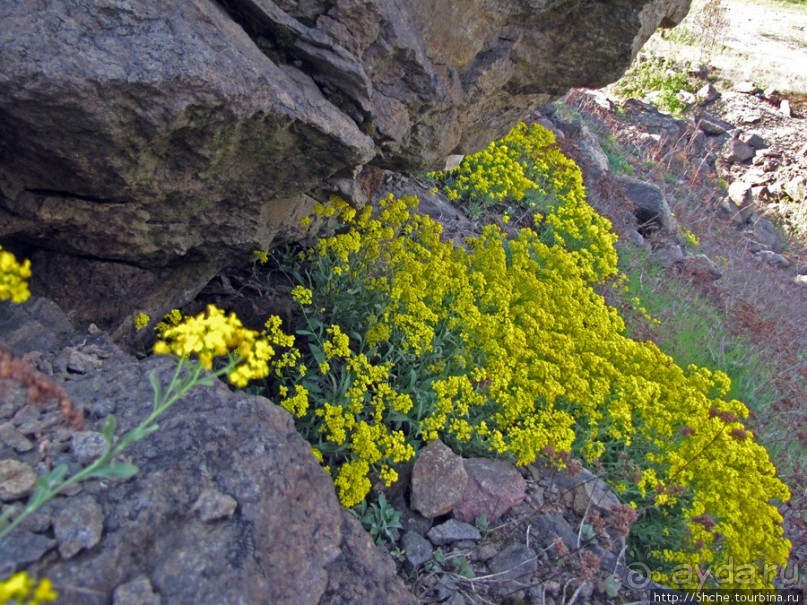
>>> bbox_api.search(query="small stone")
[71,431,108,465]
[743,169,775,185]
[676,90,695,105]
[427,519,481,546]
[64,348,103,374]
[453,458,527,524]
[734,81,760,95]
[572,475,621,515]
[627,229,644,246]
[696,83,719,104]
[410,440,467,518]
[696,113,727,135]
[114,575,162,605]
[741,112,762,124]
[795,275,807,286]
[780,100,792,117]
[402,530,433,570]
[0,459,38,501]
[739,132,766,149]
[443,155,464,171]
[474,543,498,562]
[54,495,104,558]
[749,185,767,203]
[656,244,684,267]
[534,513,578,550]
[445,592,465,605]
[0,422,34,452]
[192,488,238,523]
[0,402,15,420]
[783,176,805,202]
[756,251,789,268]
[687,65,708,79]
[727,181,752,206]
[0,529,56,570]
[723,138,755,163]
[487,543,538,595]
[763,87,781,103]
[679,255,723,281]
[753,218,783,253]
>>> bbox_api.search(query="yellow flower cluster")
[279,321,417,507]
[291,285,313,306]
[0,246,32,304]
[432,122,619,283]
[133,311,150,331]
[0,572,57,604]
[153,305,295,388]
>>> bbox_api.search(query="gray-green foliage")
[352,493,403,545]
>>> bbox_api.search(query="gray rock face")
[0,0,691,331]
[0,298,417,605]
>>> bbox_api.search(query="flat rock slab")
[427,519,481,546]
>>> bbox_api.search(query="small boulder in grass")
[410,439,467,518]
[453,458,527,524]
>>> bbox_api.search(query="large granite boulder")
[0,0,691,332]
[0,297,417,605]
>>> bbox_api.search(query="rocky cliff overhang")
[0,0,690,334]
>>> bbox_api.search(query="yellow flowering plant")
[260,153,789,586]
[430,122,618,283]
[0,246,31,304]
[0,572,57,605]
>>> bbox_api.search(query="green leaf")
[310,345,325,365]
[455,556,475,579]
[89,461,139,480]
[604,575,621,598]
[130,423,160,442]
[149,371,163,400]
[140,423,160,438]
[42,464,69,489]
[0,505,16,527]
[102,414,117,444]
